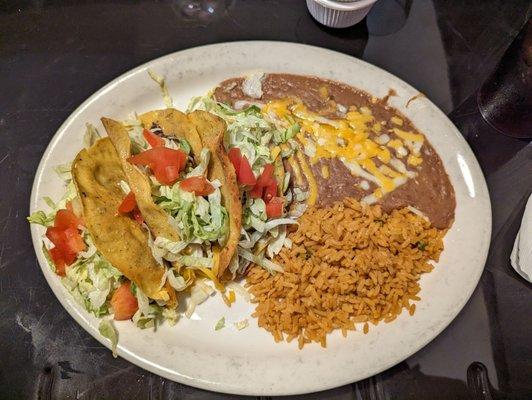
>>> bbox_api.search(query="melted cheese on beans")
[262,98,425,203]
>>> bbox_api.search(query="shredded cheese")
[199,267,224,291]
[407,154,423,166]
[211,246,220,277]
[391,116,403,126]
[296,151,318,206]
[321,164,330,179]
[319,86,329,99]
[393,128,424,142]
[262,99,425,201]
[270,146,281,161]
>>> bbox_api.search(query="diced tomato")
[153,165,181,186]
[238,155,256,186]
[111,281,139,321]
[117,192,144,224]
[64,201,85,227]
[57,248,77,266]
[263,178,278,203]
[128,147,187,185]
[46,239,77,276]
[49,247,68,276]
[54,209,82,230]
[142,128,164,147]
[257,164,274,187]
[46,226,86,255]
[228,147,242,175]
[249,164,274,198]
[228,149,257,186]
[249,183,263,199]
[118,192,137,213]
[180,176,215,196]
[46,226,63,247]
[62,227,86,253]
[266,197,284,218]
[132,208,144,225]
[46,205,87,275]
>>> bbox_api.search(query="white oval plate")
[30,42,491,396]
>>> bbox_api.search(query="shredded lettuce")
[238,248,283,274]
[273,123,300,145]
[28,179,77,227]
[188,96,280,175]
[98,319,118,358]
[282,172,291,193]
[62,233,123,317]
[27,211,54,227]
[185,148,210,178]
[157,181,228,245]
[148,69,173,108]
[242,198,267,232]
[176,254,213,269]
[166,269,187,291]
[214,316,225,331]
[225,281,251,302]
[234,319,249,330]
[293,188,310,202]
[53,162,72,182]
[151,236,188,262]
[84,123,101,149]
[132,287,161,329]
[41,242,56,273]
[123,114,149,154]
[149,234,214,269]
[185,280,215,318]
[266,225,287,259]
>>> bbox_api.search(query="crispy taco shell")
[105,108,241,278]
[72,138,176,306]
[139,109,203,162]
[187,110,242,278]
[101,117,182,244]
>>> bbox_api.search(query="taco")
[101,108,241,282]
[72,137,177,307]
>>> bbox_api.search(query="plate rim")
[29,40,492,395]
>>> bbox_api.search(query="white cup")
[306,0,379,28]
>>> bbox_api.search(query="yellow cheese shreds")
[393,128,424,142]
[296,151,318,206]
[221,290,236,307]
[391,116,403,126]
[361,159,395,193]
[270,146,281,161]
[319,86,329,99]
[407,154,423,167]
[379,164,403,178]
[211,246,220,277]
[228,290,236,304]
[199,267,224,291]
[263,98,292,119]
[262,98,427,204]
[387,139,403,150]
[321,164,330,179]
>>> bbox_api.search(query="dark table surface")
[1,1,531,399]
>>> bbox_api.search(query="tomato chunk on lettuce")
[111,281,139,321]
